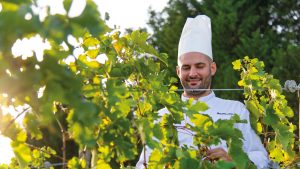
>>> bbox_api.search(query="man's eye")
[196,64,205,69]
[182,67,190,70]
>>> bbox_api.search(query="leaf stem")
[3,107,31,134]
[54,109,67,169]
[26,143,63,160]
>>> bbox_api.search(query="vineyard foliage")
[232,57,296,167]
[0,0,298,169]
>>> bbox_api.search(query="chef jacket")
[136,92,269,169]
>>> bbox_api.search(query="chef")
[136,15,269,169]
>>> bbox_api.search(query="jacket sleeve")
[136,146,152,169]
[235,102,269,169]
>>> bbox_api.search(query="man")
[136,15,269,168]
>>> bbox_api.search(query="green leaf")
[190,101,209,112]
[283,106,293,118]
[153,123,163,140]
[245,100,261,120]
[69,122,96,148]
[232,59,242,70]
[32,149,40,159]
[11,141,32,168]
[131,30,146,45]
[68,157,87,169]
[268,79,282,91]
[148,149,163,168]
[116,99,131,116]
[96,159,112,169]
[215,160,236,169]
[178,156,199,169]
[83,36,100,47]
[157,53,169,67]
[16,131,27,142]
[228,139,249,169]
[23,113,43,140]
[63,0,73,13]
[264,107,279,125]
[78,54,101,68]
[269,145,285,162]
[275,123,293,150]
[44,81,66,103]
[190,114,211,127]
[1,2,19,11]
[86,49,99,59]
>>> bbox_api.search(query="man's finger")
[206,148,232,161]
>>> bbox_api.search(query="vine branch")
[3,107,31,134]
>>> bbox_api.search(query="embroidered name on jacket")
[216,112,234,115]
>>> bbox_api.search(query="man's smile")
[188,81,201,88]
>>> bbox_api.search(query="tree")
[147,0,300,101]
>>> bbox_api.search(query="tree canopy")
[148,0,300,100]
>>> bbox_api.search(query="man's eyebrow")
[195,62,206,65]
[193,62,206,66]
[181,62,207,67]
[181,62,206,67]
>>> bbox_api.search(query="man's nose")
[189,67,197,77]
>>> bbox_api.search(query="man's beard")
[181,75,212,97]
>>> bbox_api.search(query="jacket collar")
[181,91,215,103]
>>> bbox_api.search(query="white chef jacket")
[136,92,269,169]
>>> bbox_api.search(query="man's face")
[176,52,216,99]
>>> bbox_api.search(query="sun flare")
[0,135,14,164]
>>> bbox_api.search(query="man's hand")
[206,147,232,161]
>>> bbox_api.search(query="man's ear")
[211,62,217,76]
[176,66,180,77]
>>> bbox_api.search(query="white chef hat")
[178,15,213,61]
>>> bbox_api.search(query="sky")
[0,0,168,165]
[96,0,169,32]
[33,0,169,32]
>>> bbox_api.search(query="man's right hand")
[206,147,232,162]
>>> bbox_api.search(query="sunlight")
[11,35,51,62]
[68,0,86,17]
[0,103,30,164]
[0,135,14,164]
[35,0,66,16]
[0,102,17,165]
